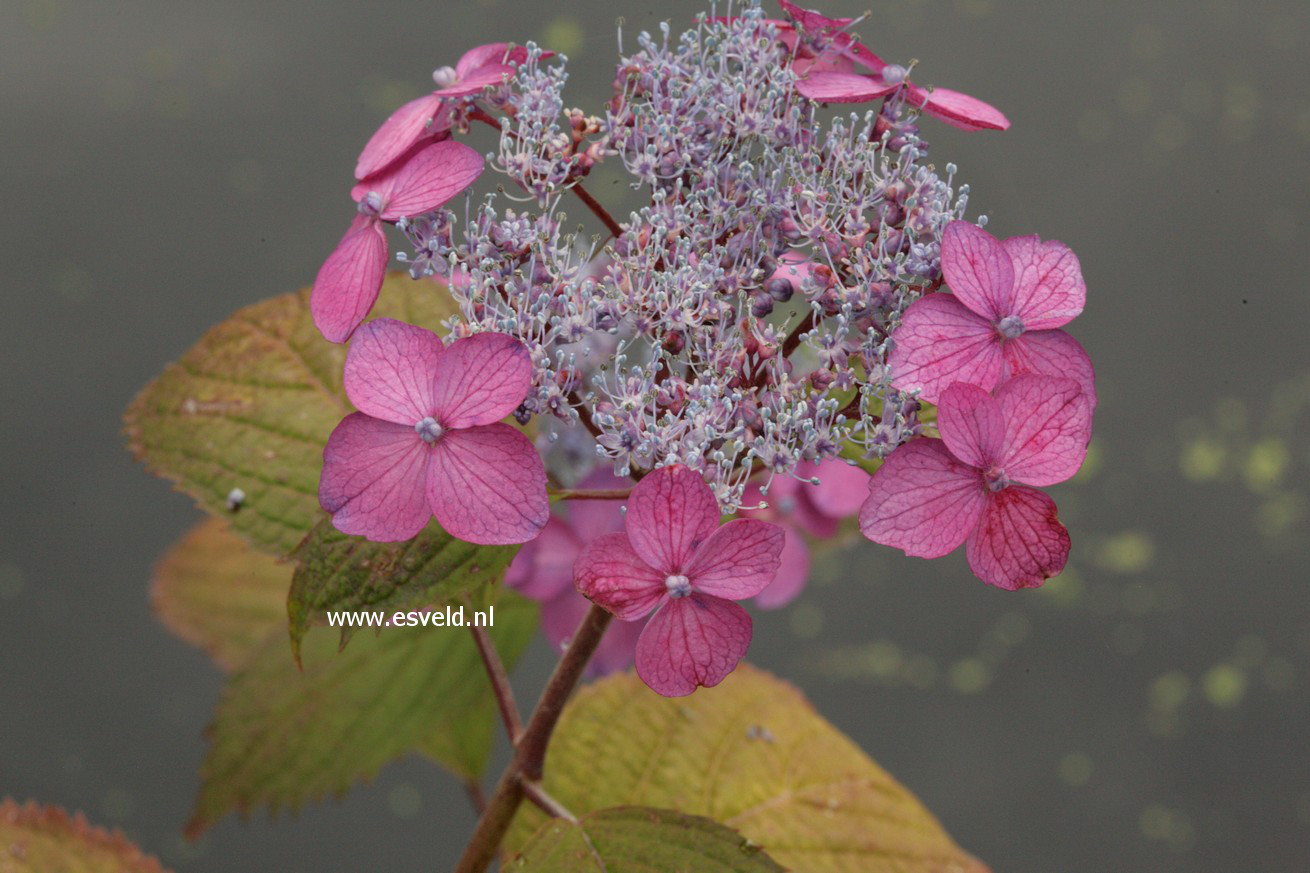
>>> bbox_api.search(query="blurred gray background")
[2,0,1308,870]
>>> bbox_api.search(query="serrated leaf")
[508,807,783,872]
[124,273,458,555]
[186,593,537,836]
[0,799,170,872]
[288,516,518,659]
[509,664,987,873]
[151,517,289,671]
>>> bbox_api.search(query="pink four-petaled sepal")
[354,43,545,181]
[783,0,1009,130]
[859,374,1091,590]
[573,465,785,697]
[889,220,1095,405]
[311,140,484,343]
[317,318,548,545]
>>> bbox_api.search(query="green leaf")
[508,664,988,873]
[0,799,171,872]
[508,807,784,872]
[186,593,538,836]
[151,517,289,671]
[288,517,518,660]
[124,273,459,555]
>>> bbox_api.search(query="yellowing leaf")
[151,517,289,671]
[508,807,783,872]
[124,273,459,555]
[510,664,987,873]
[0,799,170,872]
[187,594,537,836]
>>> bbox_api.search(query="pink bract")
[859,374,1091,589]
[574,465,785,697]
[312,140,484,343]
[318,318,547,545]
[739,459,871,606]
[783,1,1009,130]
[505,470,645,678]
[354,44,541,181]
[889,220,1095,404]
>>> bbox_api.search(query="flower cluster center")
[664,574,692,599]
[983,465,1010,492]
[415,416,445,444]
[996,314,1025,340]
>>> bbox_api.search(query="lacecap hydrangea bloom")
[309,0,1097,695]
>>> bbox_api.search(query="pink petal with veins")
[434,65,515,97]
[456,42,512,77]
[342,318,443,424]
[1001,328,1097,406]
[377,140,484,220]
[635,595,752,697]
[859,439,987,558]
[908,84,1010,131]
[803,459,871,518]
[965,486,1069,589]
[319,413,431,541]
[779,0,855,29]
[888,293,1004,404]
[684,518,784,601]
[354,93,448,181]
[505,517,580,601]
[938,382,1005,469]
[1003,235,1085,329]
[624,465,721,573]
[797,71,898,103]
[941,220,1015,319]
[430,332,532,428]
[753,524,810,609]
[995,374,1092,487]
[426,423,547,544]
[573,531,667,620]
[311,216,388,344]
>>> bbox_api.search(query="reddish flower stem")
[469,623,522,743]
[468,108,623,238]
[453,604,613,873]
[551,488,632,501]
[781,310,816,358]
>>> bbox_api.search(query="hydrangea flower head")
[312,141,483,343]
[889,220,1095,405]
[574,465,785,696]
[859,374,1091,589]
[318,318,548,545]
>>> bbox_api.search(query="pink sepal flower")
[889,220,1095,405]
[781,1,1009,130]
[859,375,1091,589]
[312,140,484,343]
[739,459,871,606]
[354,44,545,181]
[574,465,784,697]
[504,471,645,677]
[318,318,547,545]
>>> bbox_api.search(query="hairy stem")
[453,604,614,873]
